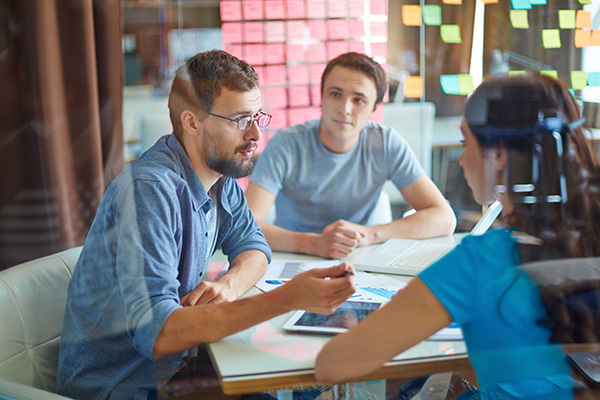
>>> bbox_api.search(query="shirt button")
[205,232,208,237]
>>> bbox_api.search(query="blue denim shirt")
[56,134,271,400]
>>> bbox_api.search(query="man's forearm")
[374,204,456,242]
[258,221,319,255]
[217,249,269,299]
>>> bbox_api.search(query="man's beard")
[206,144,256,179]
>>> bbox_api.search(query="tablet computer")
[282,300,383,335]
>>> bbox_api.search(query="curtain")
[0,0,123,270]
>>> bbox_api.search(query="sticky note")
[268,109,288,131]
[370,0,387,15]
[327,19,348,40]
[327,0,346,18]
[308,20,327,41]
[220,1,242,21]
[289,86,311,107]
[264,1,285,20]
[576,11,592,28]
[327,41,348,59]
[288,64,310,85]
[222,23,243,44]
[482,0,499,4]
[224,45,243,60]
[286,44,306,62]
[265,22,285,43]
[242,44,264,66]
[423,5,442,26]
[441,25,462,43]
[559,10,576,29]
[348,0,366,18]
[266,65,287,86]
[458,74,474,94]
[307,42,327,63]
[348,40,365,53]
[510,10,529,29]
[288,108,306,127]
[310,63,327,85]
[540,70,558,79]
[578,0,592,4]
[443,0,462,4]
[265,43,285,64]
[307,0,326,19]
[588,72,600,86]
[287,21,305,41]
[370,106,385,124]
[254,66,265,85]
[530,0,546,4]
[286,1,306,18]
[370,22,388,37]
[311,86,322,106]
[402,5,422,27]
[508,70,527,76]
[511,0,531,10]
[403,76,423,98]
[440,75,460,95]
[266,88,288,110]
[348,20,365,37]
[592,30,600,46]
[575,29,591,48]
[371,42,388,58]
[243,1,264,20]
[243,22,264,43]
[571,71,587,90]
[542,29,561,49]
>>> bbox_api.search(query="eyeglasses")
[205,111,272,131]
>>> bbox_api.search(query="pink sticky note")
[310,63,327,85]
[311,86,322,106]
[307,0,326,19]
[286,1,306,19]
[308,20,327,41]
[348,20,365,38]
[243,22,264,43]
[371,21,388,37]
[265,21,285,43]
[305,106,321,120]
[268,109,288,131]
[327,41,348,59]
[370,42,388,58]
[220,1,243,21]
[265,65,287,86]
[327,0,347,18]
[264,44,285,64]
[243,44,264,65]
[307,43,327,63]
[288,108,307,126]
[266,87,288,109]
[254,67,265,86]
[348,40,365,53]
[328,19,348,40]
[222,23,243,44]
[287,21,305,41]
[264,0,285,20]
[288,64,310,85]
[348,0,365,18]
[370,106,385,123]
[243,1,264,20]
[286,44,306,62]
[370,0,388,15]
[224,45,243,60]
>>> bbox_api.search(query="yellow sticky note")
[510,10,529,29]
[443,0,462,4]
[404,76,423,98]
[559,10,576,29]
[576,11,592,28]
[441,25,462,43]
[402,5,422,26]
[541,70,558,79]
[575,29,591,48]
[571,71,587,90]
[542,29,561,49]
[592,30,600,46]
[458,74,474,95]
[509,70,526,76]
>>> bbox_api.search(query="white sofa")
[0,247,82,399]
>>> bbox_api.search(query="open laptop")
[351,200,503,275]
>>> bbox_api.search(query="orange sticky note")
[575,29,591,48]
[443,0,462,4]
[482,0,499,3]
[576,10,592,28]
[402,5,422,26]
[404,76,423,98]
[592,30,600,46]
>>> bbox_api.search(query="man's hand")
[317,220,369,259]
[278,262,356,314]
[180,281,237,307]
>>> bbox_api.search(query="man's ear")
[495,147,508,172]
[180,110,200,136]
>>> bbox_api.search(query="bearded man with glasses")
[56,50,356,400]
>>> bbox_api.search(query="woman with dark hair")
[315,74,600,398]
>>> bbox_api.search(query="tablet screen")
[283,301,382,334]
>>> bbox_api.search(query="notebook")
[352,200,503,275]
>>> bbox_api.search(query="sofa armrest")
[0,378,73,400]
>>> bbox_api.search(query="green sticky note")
[423,5,442,26]
[541,70,558,79]
[508,70,527,76]
[559,10,576,29]
[571,71,587,89]
[542,29,561,49]
[441,25,462,43]
[510,10,529,29]
[458,74,474,95]
[578,0,591,4]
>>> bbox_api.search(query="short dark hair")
[168,50,259,138]
[320,52,387,109]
